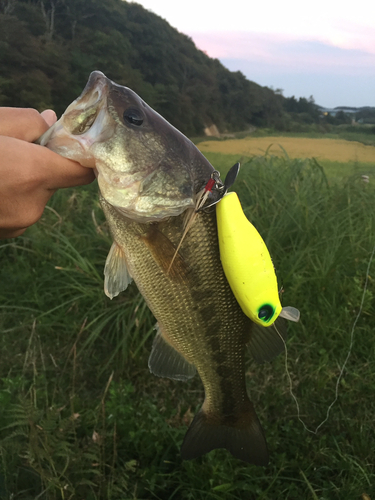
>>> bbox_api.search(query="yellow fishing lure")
[216,191,295,327]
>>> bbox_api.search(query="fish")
[38,71,297,465]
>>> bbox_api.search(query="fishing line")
[167,188,206,274]
[274,240,375,434]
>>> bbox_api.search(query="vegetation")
[0,0,289,135]
[249,125,375,146]
[197,135,375,166]
[1,1,375,497]
[1,154,375,498]
[3,0,373,137]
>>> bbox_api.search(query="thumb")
[41,109,57,128]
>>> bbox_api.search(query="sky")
[130,0,375,108]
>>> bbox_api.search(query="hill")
[3,0,369,134]
[0,0,295,135]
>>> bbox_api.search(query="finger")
[37,145,96,189]
[40,109,57,127]
[1,136,95,190]
[0,227,27,239]
[0,107,52,142]
[25,143,96,189]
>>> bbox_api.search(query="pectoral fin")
[148,325,196,381]
[248,316,288,364]
[140,226,190,282]
[104,241,132,299]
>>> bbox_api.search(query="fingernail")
[41,109,57,127]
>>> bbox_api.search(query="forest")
[0,0,337,135]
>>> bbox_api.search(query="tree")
[0,0,17,14]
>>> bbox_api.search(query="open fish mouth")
[38,71,114,168]
[38,71,203,222]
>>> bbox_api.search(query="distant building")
[320,107,358,117]
[317,106,375,124]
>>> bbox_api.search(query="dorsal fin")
[148,325,196,381]
[104,241,132,299]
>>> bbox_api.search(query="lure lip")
[279,306,300,322]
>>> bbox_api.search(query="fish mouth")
[38,71,115,168]
[38,70,201,221]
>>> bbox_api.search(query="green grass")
[317,159,375,182]
[199,152,251,179]
[1,154,375,498]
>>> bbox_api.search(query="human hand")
[0,107,95,238]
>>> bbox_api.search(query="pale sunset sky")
[130,0,375,108]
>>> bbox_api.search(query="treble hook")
[197,162,241,212]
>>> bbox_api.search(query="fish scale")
[100,195,268,463]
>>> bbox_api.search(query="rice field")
[197,136,375,164]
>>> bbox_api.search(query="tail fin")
[180,403,269,466]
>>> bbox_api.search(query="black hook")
[197,162,241,212]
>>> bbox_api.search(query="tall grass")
[1,156,375,498]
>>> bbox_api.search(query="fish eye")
[258,304,274,323]
[123,108,144,126]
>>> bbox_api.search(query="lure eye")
[123,108,144,126]
[258,305,274,323]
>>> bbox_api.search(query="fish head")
[39,71,212,221]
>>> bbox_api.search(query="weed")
[1,155,375,498]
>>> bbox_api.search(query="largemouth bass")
[38,71,293,465]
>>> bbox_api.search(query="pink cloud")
[189,31,295,59]
[187,31,375,74]
[329,20,375,54]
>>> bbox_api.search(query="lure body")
[216,191,282,326]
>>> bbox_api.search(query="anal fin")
[148,325,196,381]
[104,241,132,299]
[248,316,288,364]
